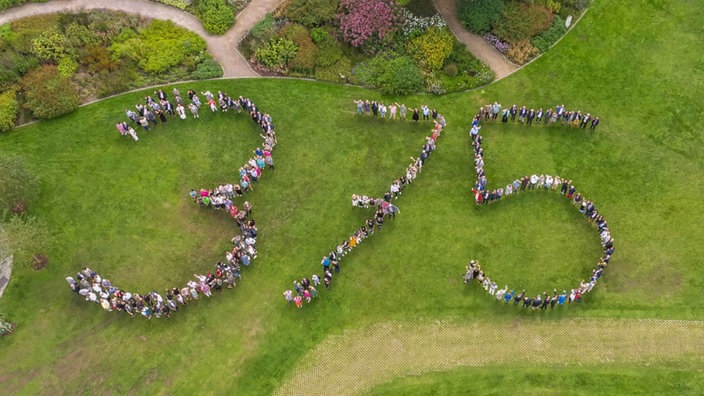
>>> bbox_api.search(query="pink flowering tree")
[338,0,401,47]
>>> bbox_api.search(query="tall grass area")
[0,0,703,394]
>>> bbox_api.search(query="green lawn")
[1,0,703,394]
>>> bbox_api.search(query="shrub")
[31,32,69,63]
[314,33,343,68]
[443,62,458,77]
[399,8,446,39]
[0,52,38,90]
[457,0,504,34]
[194,0,236,35]
[0,90,17,132]
[355,55,424,95]
[191,57,223,79]
[337,0,400,47]
[79,44,118,74]
[65,22,100,48]
[110,20,207,74]
[492,2,553,43]
[254,37,298,71]
[20,65,79,119]
[95,67,134,98]
[280,0,339,27]
[280,24,317,73]
[407,26,454,71]
[532,15,567,52]
[446,40,484,74]
[310,27,329,44]
[57,56,78,77]
[505,39,539,64]
[536,0,561,13]
[250,13,277,41]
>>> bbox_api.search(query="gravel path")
[0,0,286,78]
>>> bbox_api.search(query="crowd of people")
[116,88,272,141]
[69,90,275,319]
[477,102,600,130]
[283,101,447,308]
[354,99,445,125]
[465,104,613,308]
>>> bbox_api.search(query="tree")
[20,65,79,119]
[338,0,400,47]
[0,215,51,268]
[0,90,17,132]
[0,156,38,214]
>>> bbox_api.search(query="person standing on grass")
[139,116,150,131]
[412,108,420,122]
[294,295,303,308]
[188,103,199,118]
[177,104,187,120]
[491,102,501,120]
[590,116,600,131]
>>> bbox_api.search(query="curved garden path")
[0,0,286,78]
[433,0,518,79]
[276,318,704,395]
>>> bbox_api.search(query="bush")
[250,13,277,41]
[314,33,343,68]
[492,2,553,43]
[337,0,400,47]
[443,62,458,77]
[355,55,424,95]
[20,65,79,119]
[254,37,298,71]
[280,0,339,28]
[310,27,329,44]
[0,90,17,132]
[31,32,69,63]
[57,56,78,77]
[78,44,118,74]
[194,0,236,35]
[532,15,567,52]
[280,24,317,73]
[0,0,28,12]
[505,39,539,64]
[95,67,134,98]
[407,26,454,71]
[110,20,207,74]
[399,8,447,39]
[457,0,504,34]
[446,40,484,74]
[191,57,223,79]
[0,52,38,90]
